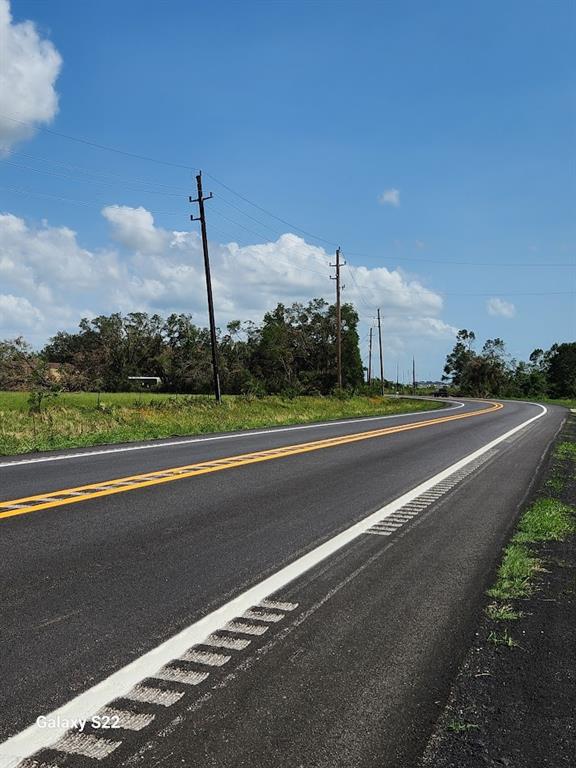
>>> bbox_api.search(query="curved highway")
[0,398,566,768]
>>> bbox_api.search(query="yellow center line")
[0,401,503,521]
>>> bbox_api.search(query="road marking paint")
[0,404,546,768]
[95,708,155,731]
[122,686,184,707]
[259,599,298,612]
[223,621,269,636]
[0,401,466,469]
[154,667,209,686]
[202,634,251,651]
[53,732,120,760]
[0,402,502,521]
[242,609,284,623]
[179,650,231,667]
[365,445,503,538]
[370,526,400,532]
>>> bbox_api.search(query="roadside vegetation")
[420,414,576,767]
[488,499,575,605]
[0,393,443,456]
[442,330,575,400]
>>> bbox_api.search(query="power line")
[0,184,184,215]
[2,112,573,272]
[0,112,198,171]
[9,149,188,192]
[1,158,186,197]
[346,250,574,268]
[204,172,340,248]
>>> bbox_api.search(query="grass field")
[0,392,445,456]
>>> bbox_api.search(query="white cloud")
[102,205,169,254]
[0,293,44,332]
[0,0,62,152]
[0,207,456,351]
[487,297,516,318]
[378,188,400,207]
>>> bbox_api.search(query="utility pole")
[412,356,416,395]
[330,247,345,389]
[396,361,399,395]
[190,171,221,403]
[377,308,384,396]
[368,326,373,385]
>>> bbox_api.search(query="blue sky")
[1,0,574,381]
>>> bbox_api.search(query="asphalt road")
[0,398,566,768]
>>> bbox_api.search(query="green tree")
[546,342,576,398]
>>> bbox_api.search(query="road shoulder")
[419,412,576,768]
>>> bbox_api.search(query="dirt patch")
[420,414,576,768]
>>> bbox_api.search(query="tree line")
[1,309,573,400]
[0,299,365,396]
[442,330,575,399]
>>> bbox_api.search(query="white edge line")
[0,401,465,469]
[0,403,546,767]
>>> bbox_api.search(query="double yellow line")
[0,401,502,521]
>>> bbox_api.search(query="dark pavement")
[0,399,566,767]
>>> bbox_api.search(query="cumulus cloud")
[0,0,62,152]
[0,293,44,332]
[102,205,169,254]
[0,207,456,351]
[378,188,400,207]
[487,297,516,318]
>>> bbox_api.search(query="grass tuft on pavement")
[487,629,520,648]
[446,720,479,733]
[485,603,523,621]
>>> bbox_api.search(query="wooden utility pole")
[412,356,416,395]
[377,308,384,395]
[368,326,373,385]
[330,247,344,389]
[190,171,221,403]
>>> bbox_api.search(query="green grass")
[446,720,479,733]
[487,543,541,600]
[545,474,565,493]
[488,497,575,602]
[0,392,444,456]
[554,441,576,461]
[487,629,520,648]
[513,498,576,543]
[0,390,183,411]
[485,602,523,621]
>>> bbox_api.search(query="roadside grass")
[486,489,575,652]
[485,603,523,621]
[487,543,541,600]
[513,498,576,543]
[488,499,575,603]
[545,474,565,493]
[554,441,576,461]
[487,629,520,648]
[0,392,444,456]
[446,720,479,733]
